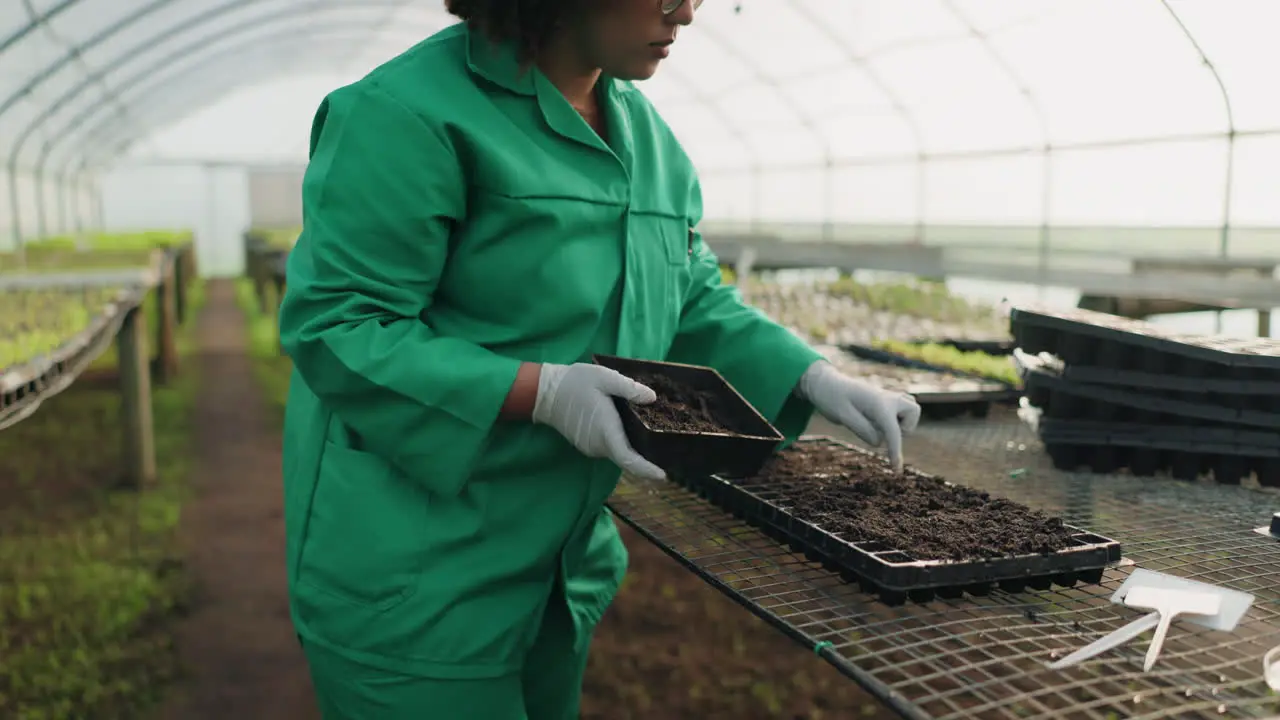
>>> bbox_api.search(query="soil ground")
[151,280,318,719]
[153,279,893,718]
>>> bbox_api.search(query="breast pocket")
[626,211,694,355]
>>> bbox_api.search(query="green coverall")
[277,21,824,719]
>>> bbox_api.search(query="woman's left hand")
[795,360,922,472]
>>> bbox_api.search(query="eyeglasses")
[660,0,703,14]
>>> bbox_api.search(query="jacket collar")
[464,24,536,96]
[464,23,633,100]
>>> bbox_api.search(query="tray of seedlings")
[820,346,1018,420]
[680,436,1122,606]
[843,339,1023,389]
[1009,305,1280,485]
[909,337,1017,356]
[593,354,784,479]
[739,276,1012,348]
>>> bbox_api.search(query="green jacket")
[278,22,822,679]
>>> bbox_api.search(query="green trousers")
[302,589,590,720]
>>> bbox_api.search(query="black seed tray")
[1036,418,1280,486]
[592,354,783,480]
[1024,367,1280,430]
[1010,305,1280,380]
[676,436,1121,606]
[843,342,1021,389]
[1013,350,1280,415]
[840,345,1021,421]
[909,337,1017,356]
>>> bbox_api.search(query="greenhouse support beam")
[1161,0,1237,259]
[787,1,927,243]
[62,28,393,175]
[0,0,77,55]
[9,0,414,236]
[942,0,1054,292]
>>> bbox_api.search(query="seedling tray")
[592,354,783,479]
[910,337,1016,356]
[839,345,1020,421]
[1010,304,1280,379]
[1024,367,1280,430]
[680,436,1121,605]
[843,342,1021,389]
[1037,418,1280,486]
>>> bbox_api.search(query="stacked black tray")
[1010,305,1280,487]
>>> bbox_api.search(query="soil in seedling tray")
[630,371,750,435]
[753,443,1076,562]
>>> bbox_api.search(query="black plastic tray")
[680,436,1121,605]
[1024,367,1280,430]
[838,345,1021,421]
[592,354,783,479]
[843,342,1021,389]
[1036,418,1280,486]
[909,337,1017,356]
[1010,304,1280,377]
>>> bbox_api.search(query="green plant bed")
[0,320,199,719]
[245,227,301,251]
[0,288,122,371]
[234,278,292,416]
[25,230,193,252]
[871,339,1021,387]
[826,276,1004,327]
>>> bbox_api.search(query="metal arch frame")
[940,0,1053,289]
[77,32,368,170]
[785,0,924,243]
[54,28,381,233]
[61,33,355,233]
[67,23,435,171]
[691,15,837,240]
[10,0,417,239]
[2,0,750,244]
[649,71,766,231]
[2,0,427,245]
[59,24,425,233]
[1160,0,1237,258]
[0,0,77,55]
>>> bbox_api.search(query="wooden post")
[118,306,156,488]
[1260,310,1272,338]
[154,260,180,382]
[173,248,187,326]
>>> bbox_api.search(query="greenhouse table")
[607,414,1280,720]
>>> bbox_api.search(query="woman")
[277,0,921,717]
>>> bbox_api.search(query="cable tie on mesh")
[813,640,834,655]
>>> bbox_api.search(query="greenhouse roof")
[3,0,1280,226]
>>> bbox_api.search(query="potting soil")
[752,444,1077,562]
[630,371,747,435]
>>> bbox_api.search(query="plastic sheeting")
[3,0,1280,238]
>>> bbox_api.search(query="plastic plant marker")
[1045,613,1160,670]
[1047,569,1255,670]
[1121,585,1221,671]
[1110,568,1255,633]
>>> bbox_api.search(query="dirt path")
[154,280,319,720]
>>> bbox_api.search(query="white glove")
[532,363,667,481]
[795,360,921,472]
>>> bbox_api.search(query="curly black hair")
[445,0,590,62]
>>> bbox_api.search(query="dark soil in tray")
[631,371,750,435]
[754,443,1076,562]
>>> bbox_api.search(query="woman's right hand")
[531,363,667,481]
